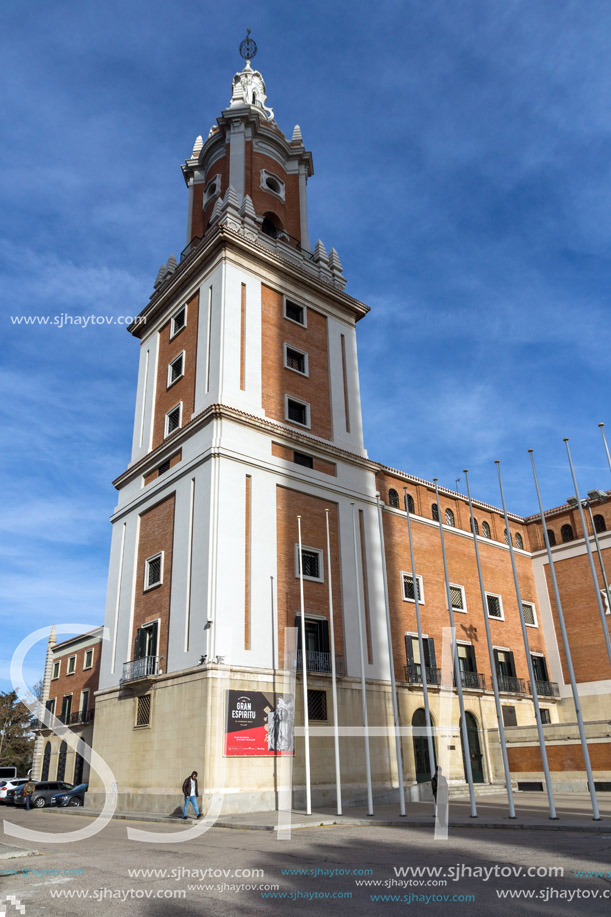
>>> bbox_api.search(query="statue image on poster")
[267,695,294,753]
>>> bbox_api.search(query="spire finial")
[239,29,257,62]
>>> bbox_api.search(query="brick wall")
[261,284,332,440]
[507,742,611,772]
[275,487,343,666]
[48,639,101,718]
[132,494,176,669]
[152,292,199,450]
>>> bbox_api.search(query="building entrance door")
[461,712,484,783]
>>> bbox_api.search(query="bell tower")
[182,34,314,252]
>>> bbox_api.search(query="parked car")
[50,784,88,807]
[14,781,74,809]
[0,779,28,803]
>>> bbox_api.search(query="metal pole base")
[549,816,559,820]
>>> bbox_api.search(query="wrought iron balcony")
[68,709,94,725]
[404,662,441,686]
[455,670,486,691]
[296,650,344,676]
[121,655,159,684]
[534,679,560,698]
[497,674,527,694]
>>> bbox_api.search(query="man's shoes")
[182,816,188,820]
[197,814,203,819]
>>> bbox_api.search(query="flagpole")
[325,509,342,816]
[564,438,611,671]
[376,494,406,816]
[599,423,611,475]
[529,451,599,819]
[352,502,374,816]
[433,479,477,818]
[463,470,515,818]
[585,501,611,616]
[297,515,312,816]
[402,488,436,789]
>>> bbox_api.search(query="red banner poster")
[225,690,294,756]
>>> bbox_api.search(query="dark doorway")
[460,712,484,783]
[57,740,67,782]
[412,708,436,783]
[41,742,51,781]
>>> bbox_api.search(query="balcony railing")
[497,674,527,694]
[455,670,486,691]
[121,656,159,684]
[404,662,441,686]
[534,679,560,698]
[296,650,344,675]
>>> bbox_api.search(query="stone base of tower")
[86,664,608,816]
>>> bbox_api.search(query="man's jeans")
[183,795,199,818]
[25,795,31,811]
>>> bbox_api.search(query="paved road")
[0,808,610,915]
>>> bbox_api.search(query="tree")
[0,692,35,776]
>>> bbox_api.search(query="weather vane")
[239,29,257,61]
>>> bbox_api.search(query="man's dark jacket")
[182,776,198,797]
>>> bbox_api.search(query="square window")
[167,352,184,387]
[67,655,76,675]
[450,584,466,612]
[402,573,424,604]
[285,397,309,428]
[145,553,163,590]
[522,602,537,627]
[135,694,151,727]
[293,451,314,469]
[84,649,94,670]
[165,404,182,436]
[307,690,327,721]
[486,593,504,619]
[295,546,323,582]
[52,661,60,680]
[170,306,186,338]
[284,299,306,326]
[284,344,308,375]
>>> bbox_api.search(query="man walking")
[23,779,36,812]
[182,771,202,820]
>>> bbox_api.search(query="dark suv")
[14,781,74,809]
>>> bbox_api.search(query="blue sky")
[2,0,611,689]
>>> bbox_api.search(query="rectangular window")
[167,352,185,387]
[284,298,306,326]
[540,708,551,725]
[158,460,171,475]
[601,589,611,615]
[295,546,323,582]
[486,593,504,619]
[144,552,163,590]
[67,655,76,675]
[60,695,72,724]
[494,649,516,678]
[457,643,477,672]
[83,649,94,670]
[170,306,187,338]
[45,698,56,716]
[284,344,308,375]
[531,654,549,682]
[450,584,466,612]
[81,689,89,719]
[135,694,151,727]
[502,705,517,727]
[285,396,310,428]
[402,572,424,604]
[52,661,60,680]
[165,403,182,436]
[293,451,314,469]
[307,689,327,721]
[522,602,537,626]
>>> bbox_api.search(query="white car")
[0,779,28,802]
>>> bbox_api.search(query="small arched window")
[432,503,439,522]
[57,740,67,782]
[515,532,524,550]
[482,521,491,539]
[445,508,455,527]
[41,741,51,781]
[388,489,400,509]
[594,514,606,534]
[504,528,512,546]
[471,518,479,535]
[406,493,415,514]
[547,529,557,547]
[262,212,283,239]
[561,524,574,543]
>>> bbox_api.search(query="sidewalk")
[48,792,611,832]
